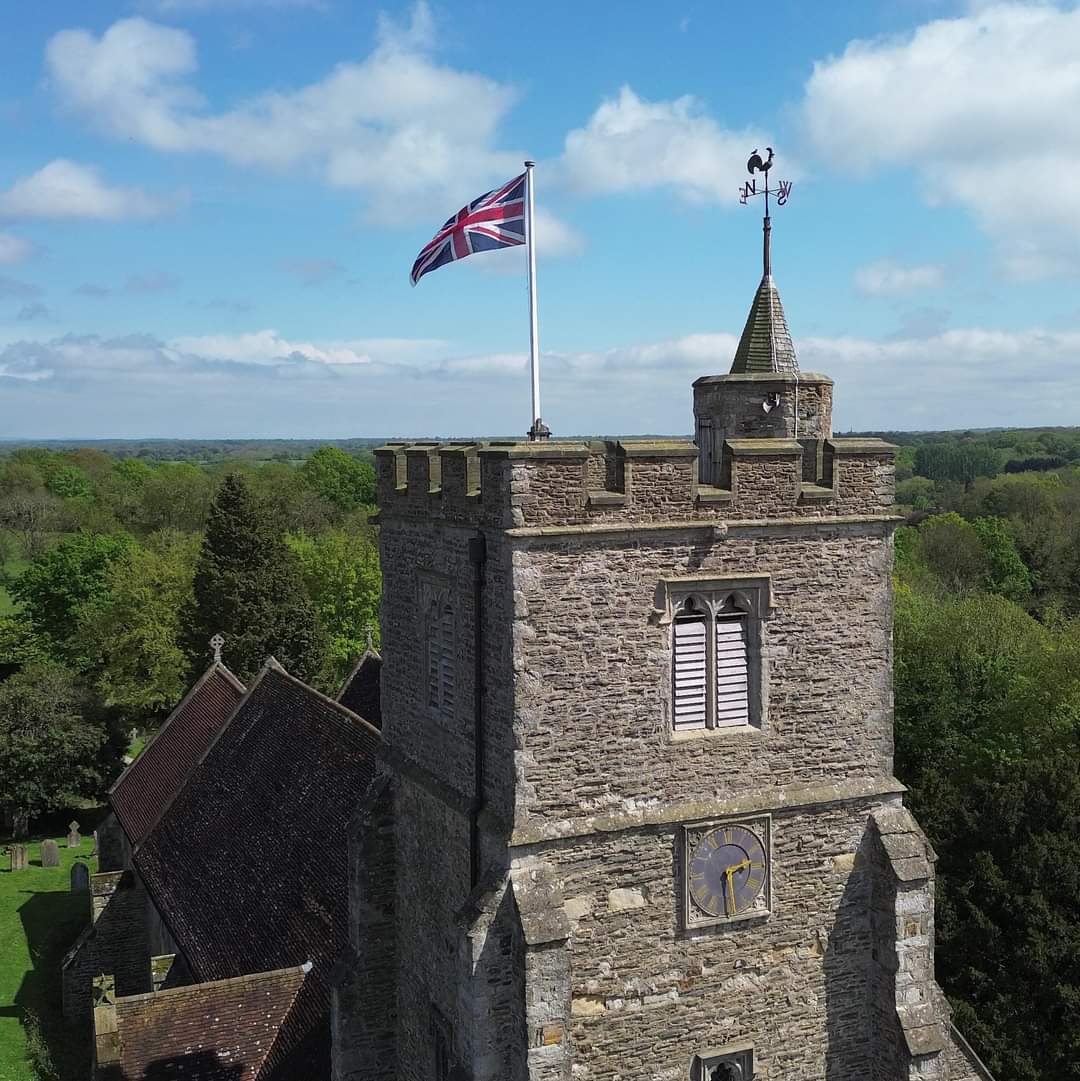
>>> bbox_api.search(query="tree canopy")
[0,663,107,838]
[182,473,325,681]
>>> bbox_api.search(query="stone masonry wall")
[377,520,517,827]
[392,776,476,1081]
[693,375,834,444]
[508,522,895,828]
[334,776,398,1081]
[517,796,893,1081]
[61,871,152,1025]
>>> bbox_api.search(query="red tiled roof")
[134,664,380,1050]
[111,964,310,1081]
[336,649,381,729]
[110,663,245,846]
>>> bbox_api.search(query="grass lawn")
[0,828,97,1081]
[0,556,27,618]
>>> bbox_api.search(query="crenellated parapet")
[375,434,897,529]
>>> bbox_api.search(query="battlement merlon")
[374,435,897,529]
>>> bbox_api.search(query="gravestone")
[71,861,90,891]
[90,829,99,858]
[68,820,81,848]
[9,844,28,871]
[41,839,60,867]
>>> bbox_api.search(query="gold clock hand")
[726,867,737,914]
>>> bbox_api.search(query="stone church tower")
[333,246,992,1081]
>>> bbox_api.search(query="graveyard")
[0,822,98,1081]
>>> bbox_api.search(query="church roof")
[107,964,312,1081]
[109,661,246,846]
[133,663,380,1064]
[730,275,799,375]
[337,647,381,728]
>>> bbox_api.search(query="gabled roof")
[337,647,381,728]
[730,275,799,375]
[108,964,311,1081]
[133,663,380,1043]
[110,662,246,845]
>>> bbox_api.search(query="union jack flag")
[410,173,526,286]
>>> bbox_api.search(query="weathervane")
[738,147,793,277]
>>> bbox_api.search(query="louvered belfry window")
[715,600,750,727]
[672,592,753,731]
[673,603,709,730]
[426,592,455,716]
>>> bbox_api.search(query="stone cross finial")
[94,973,116,1007]
[366,627,374,654]
[210,633,224,664]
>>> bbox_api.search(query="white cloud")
[46,6,526,225]
[0,233,35,265]
[557,86,777,204]
[854,260,946,296]
[0,160,175,222]
[802,3,1080,276]
[8,319,1077,437]
[168,329,447,368]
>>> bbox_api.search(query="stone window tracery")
[662,576,770,735]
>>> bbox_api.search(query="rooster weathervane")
[739,147,792,277]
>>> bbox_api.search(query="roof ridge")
[268,663,381,738]
[337,647,381,698]
[115,963,310,1007]
[108,660,246,799]
[130,663,273,855]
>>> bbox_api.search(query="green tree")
[74,530,199,718]
[972,515,1032,602]
[915,513,989,594]
[0,663,107,837]
[286,528,380,688]
[138,463,212,533]
[9,530,137,665]
[182,474,324,681]
[301,447,376,512]
[46,464,93,501]
[916,750,1080,1081]
[895,476,936,510]
[894,586,1080,785]
[98,458,154,528]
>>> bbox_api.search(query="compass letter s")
[776,180,793,205]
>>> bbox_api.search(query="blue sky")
[1,0,1079,438]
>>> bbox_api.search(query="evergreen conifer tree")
[182,473,324,681]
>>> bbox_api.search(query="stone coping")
[827,437,899,454]
[726,438,803,456]
[378,439,704,460]
[693,370,833,386]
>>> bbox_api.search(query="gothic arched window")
[667,578,769,734]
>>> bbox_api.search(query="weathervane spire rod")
[740,147,791,280]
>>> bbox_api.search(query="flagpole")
[524,161,549,441]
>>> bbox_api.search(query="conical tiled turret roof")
[730,274,799,374]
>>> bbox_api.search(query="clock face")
[688,823,768,918]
